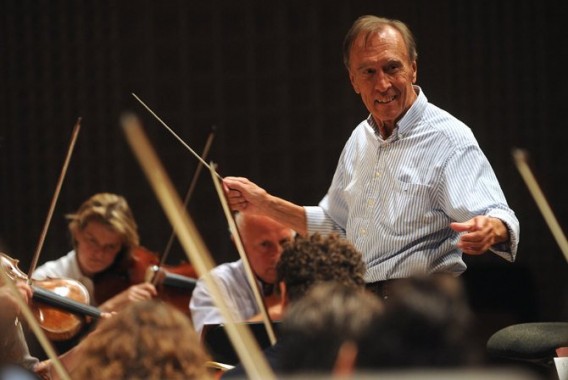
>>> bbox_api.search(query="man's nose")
[374,71,391,92]
[264,245,280,257]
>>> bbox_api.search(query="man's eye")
[385,63,400,73]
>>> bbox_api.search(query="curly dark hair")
[276,233,366,303]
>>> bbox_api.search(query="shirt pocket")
[384,178,433,236]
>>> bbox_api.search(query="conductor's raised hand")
[222,176,270,214]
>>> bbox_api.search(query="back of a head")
[279,282,383,374]
[276,233,366,303]
[71,300,211,379]
[356,275,480,371]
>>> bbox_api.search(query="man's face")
[238,215,294,284]
[348,26,417,131]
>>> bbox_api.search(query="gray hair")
[342,15,418,70]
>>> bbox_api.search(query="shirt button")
[375,172,381,178]
[367,199,375,207]
[360,228,367,236]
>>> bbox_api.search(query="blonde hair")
[67,193,139,251]
[71,300,211,379]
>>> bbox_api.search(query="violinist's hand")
[267,302,284,321]
[223,176,270,214]
[99,283,157,313]
[125,282,158,302]
[16,280,33,304]
[0,285,19,323]
[450,216,509,255]
[34,360,52,380]
[247,304,284,324]
[247,292,284,322]
[100,311,116,319]
[0,281,32,323]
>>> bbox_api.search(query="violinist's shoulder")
[32,251,76,280]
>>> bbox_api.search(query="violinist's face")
[75,221,123,277]
[238,215,294,284]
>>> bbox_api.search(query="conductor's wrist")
[489,217,509,244]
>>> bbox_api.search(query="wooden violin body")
[1,252,101,341]
[31,278,92,341]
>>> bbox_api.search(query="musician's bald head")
[233,212,295,284]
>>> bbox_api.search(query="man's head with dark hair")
[220,234,368,378]
[356,275,481,370]
[276,233,366,304]
[279,282,383,374]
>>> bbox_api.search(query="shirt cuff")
[487,210,519,262]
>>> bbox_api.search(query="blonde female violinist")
[32,193,158,313]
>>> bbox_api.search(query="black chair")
[487,322,568,367]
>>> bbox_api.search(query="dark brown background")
[1,0,567,350]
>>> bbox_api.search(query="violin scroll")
[0,253,29,283]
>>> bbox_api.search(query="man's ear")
[349,70,360,94]
[411,60,417,83]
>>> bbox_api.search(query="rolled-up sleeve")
[305,205,346,238]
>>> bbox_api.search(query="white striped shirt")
[305,87,519,282]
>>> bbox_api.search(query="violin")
[0,252,101,341]
[145,261,198,315]
[92,246,198,316]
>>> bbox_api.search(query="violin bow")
[130,93,277,343]
[28,118,81,278]
[121,113,276,379]
[131,93,222,180]
[512,148,568,263]
[209,162,277,346]
[0,265,71,380]
[159,127,216,268]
